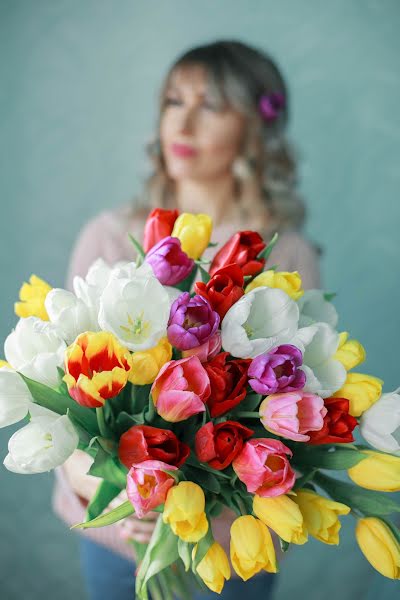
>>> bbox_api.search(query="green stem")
[148,577,163,600]
[294,469,318,490]
[96,407,108,438]
[236,411,260,419]
[156,571,174,600]
[235,495,248,516]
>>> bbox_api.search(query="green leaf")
[115,410,145,432]
[132,384,153,412]
[293,445,368,470]
[144,395,156,423]
[128,233,145,259]
[21,374,99,436]
[218,485,242,515]
[207,241,219,248]
[198,265,210,284]
[208,500,223,518]
[72,500,133,529]
[178,539,192,572]
[279,537,290,553]
[185,467,221,493]
[324,292,337,302]
[88,448,128,489]
[175,265,198,293]
[136,517,180,598]
[185,456,231,480]
[86,480,121,521]
[314,472,400,516]
[235,392,262,413]
[257,231,279,262]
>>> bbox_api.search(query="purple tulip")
[167,292,220,351]
[248,344,306,395]
[145,236,194,286]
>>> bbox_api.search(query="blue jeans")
[79,538,277,600]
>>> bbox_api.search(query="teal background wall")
[0,1,399,598]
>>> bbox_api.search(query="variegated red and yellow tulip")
[63,331,133,407]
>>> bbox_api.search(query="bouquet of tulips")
[1,208,399,598]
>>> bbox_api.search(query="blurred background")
[0,0,399,598]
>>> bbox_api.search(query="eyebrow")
[165,83,206,98]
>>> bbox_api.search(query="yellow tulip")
[128,337,172,385]
[0,360,11,369]
[356,518,400,579]
[171,213,213,259]
[194,542,231,593]
[332,372,383,417]
[15,274,52,320]
[334,332,366,371]
[245,270,304,300]
[230,515,277,580]
[253,494,308,545]
[293,489,350,545]
[163,481,208,542]
[348,451,400,492]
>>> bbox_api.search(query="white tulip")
[45,289,97,344]
[73,258,116,309]
[298,322,347,398]
[360,388,400,454]
[3,404,79,474]
[0,367,33,427]
[221,287,300,358]
[297,290,338,329]
[4,317,66,388]
[98,262,171,351]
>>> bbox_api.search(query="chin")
[165,162,198,180]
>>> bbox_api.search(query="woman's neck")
[174,175,239,227]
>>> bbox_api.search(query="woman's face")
[160,65,246,182]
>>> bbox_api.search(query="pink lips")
[171,143,197,158]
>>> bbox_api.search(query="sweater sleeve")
[267,230,322,290]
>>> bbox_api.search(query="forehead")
[166,64,211,97]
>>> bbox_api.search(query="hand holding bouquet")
[1,208,399,598]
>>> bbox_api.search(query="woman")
[54,40,321,599]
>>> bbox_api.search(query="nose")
[178,105,197,135]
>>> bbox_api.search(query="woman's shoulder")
[76,203,150,244]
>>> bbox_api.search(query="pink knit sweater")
[52,204,321,561]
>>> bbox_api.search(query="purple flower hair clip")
[258,92,286,122]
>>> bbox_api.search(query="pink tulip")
[151,356,210,422]
[181,331,222,363]
[126,460,177,518]
[232,438,295,497]
[260,391,327,442]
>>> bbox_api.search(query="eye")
[164,96,182,107]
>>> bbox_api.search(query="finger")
[120,520,157,535]
[128,533,153,544]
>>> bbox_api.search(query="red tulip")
[209,231,266,277]
[143,208,179,252]
[195,420,253,470]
